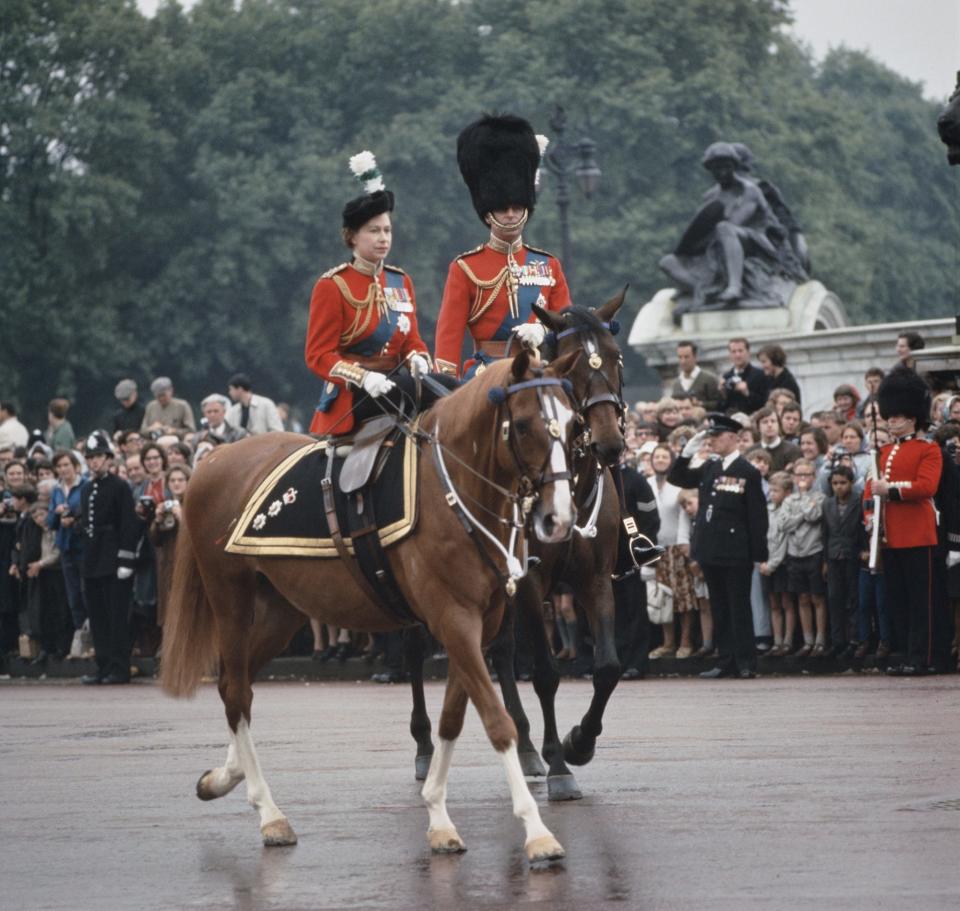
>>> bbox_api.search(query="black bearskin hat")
[342,190,394,233]
[457,114,540,223]
[877,366,932,430]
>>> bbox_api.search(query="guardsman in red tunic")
[434,114,571,380]
[306,152,455,436]
[863,367,945,674]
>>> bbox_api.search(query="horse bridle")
[491,376,575,500]
[551,322,626,449]
[430,374,576,596]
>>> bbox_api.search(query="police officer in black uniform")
[614,458,661,679]
[79,431,138,685]
[668,413,768,678]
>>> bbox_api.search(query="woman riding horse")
[305,151,455,437]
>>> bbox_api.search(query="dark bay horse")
[161,351,581,863]
[406,291,629,801]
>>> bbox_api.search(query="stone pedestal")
[628,284,954,411]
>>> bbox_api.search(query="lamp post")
[540,105,601,291]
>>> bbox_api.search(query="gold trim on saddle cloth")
[223,431,419,557]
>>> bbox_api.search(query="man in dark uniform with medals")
[668,413,769,678]
[863,367,945,675]
[79,430,138,685]
[434,114,571,379]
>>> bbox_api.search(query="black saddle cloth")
[224,434,417,558]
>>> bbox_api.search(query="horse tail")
[160,519,218,698]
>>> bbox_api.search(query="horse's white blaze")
[421,737,458,835]
[501,742,555,845]
[535,394,574,542]
[232,718,286,827]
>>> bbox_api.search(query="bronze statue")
[937,71,960,165]
[660,142,808,320]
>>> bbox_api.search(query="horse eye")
[514,419,531,435]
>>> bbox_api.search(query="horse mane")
[423,359,517,449]
[541,305,608,360]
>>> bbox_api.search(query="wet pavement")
[2,675,958,910]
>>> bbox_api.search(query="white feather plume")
[534,135,549,191]
[348,150,385,192]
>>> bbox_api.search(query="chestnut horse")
[406,292,628,802]
[160,352,582,863]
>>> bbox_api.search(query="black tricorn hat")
[877,366,932,429]
[457,114,540,223]
[342,189,394,232]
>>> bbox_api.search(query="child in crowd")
[855,499,891,659]
[781,459,828,656]
[760,471,796,655]
[747,448,772,497]
[25,503,71,661]
[677,488,714,657]
[821,466,861,657]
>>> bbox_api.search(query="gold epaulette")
[523,243,553,257]
[384,263,406,275]
[456,244,486,260]
[320,262,350,279]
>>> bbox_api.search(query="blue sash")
[491,249,551,341]
[315,269,408,414]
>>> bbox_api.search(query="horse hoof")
[429,827,466,854]
[562,728,596,767]
[196,770,220,801]
[547,773,582,802]
[415,754,433,781]
[519,749,547,778]
[261,818,298,847]
[525,834,565,864]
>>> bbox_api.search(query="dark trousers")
[61,551,86,629]
[826,557,859,647]
[883,546,947,669]
[614,573,649,674]
[701,562,756,673]
[84,575,131,680]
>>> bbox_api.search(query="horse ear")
[511,348,531,381]
[546,348,583,380]
[595,285,629,324]
[532,303,564,334]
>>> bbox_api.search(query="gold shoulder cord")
[332,274,387,346]
[457,255,519,324]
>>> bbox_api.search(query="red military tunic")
[433,236,570,378]
[305,258,429,435]
[863,436,942,548]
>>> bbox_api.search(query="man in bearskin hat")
[433,114,570,379]
[864,367,945,674]
[79,431,138,684]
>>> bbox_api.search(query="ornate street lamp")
[540,105,601,290]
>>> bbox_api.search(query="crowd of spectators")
[1,327,958,683]
[0,373,301,673]
[610,331,960,678]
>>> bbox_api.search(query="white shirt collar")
[722,450,740,470]
[762,436,782,450]
[677,365,701,390]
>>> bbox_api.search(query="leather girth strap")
[320,440,418,626]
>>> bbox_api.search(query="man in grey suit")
[670,340,720,411]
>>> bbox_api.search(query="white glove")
[360,370,395,398]
[513,322,546,349]
[640,565,657,582]
[681,429,709,458]
[408,354,430,378]
[117,567,133,581]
